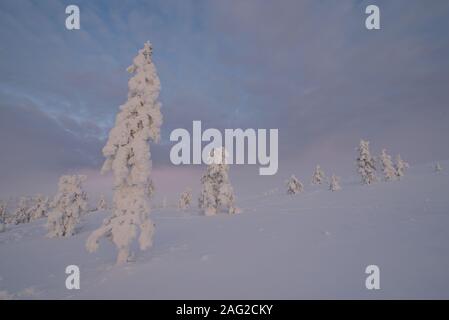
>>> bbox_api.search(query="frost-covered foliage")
[29,195,50,221]
[178,188,192,210]
[13,197,31,225]
[329,174,341,191]
[47,175,88,238]
[199,147,237,216]
[87,42,162,265]
[311,165,326,185]
[395,154,410,179]
[0,200,7,232]
[435,162,442,173]
[356,139,377,185]
[97,195,107,211]
[380,149,396,181]
[286,175,304,195]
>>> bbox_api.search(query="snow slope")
[1,162,449,299]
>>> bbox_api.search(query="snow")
[1,161,449,299]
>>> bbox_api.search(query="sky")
[1,0,449,197]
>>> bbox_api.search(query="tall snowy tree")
[435,162,442,173]
[86,42,162,265]
[97,195,108,211]
[356,139,377,185]
[29,194,50,221]
[311,165,326,185]
[0,200,7,232]
[13,197,31,224]
[199,147,237,216]
[286,175,304,195]
[178,188,192,210]
[395,154,410,179]
[47,175,88,237]
[329,174,341,191]
[379,149,396,181]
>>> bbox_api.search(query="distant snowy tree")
[86,42,162,265]
[395,154,410,179]
[311,165,326,185]
[286,175,304,195]
[379,149,397,181]
[29,194,50,221]
[178,188,192,210]
[0,200,7,232]
[356,139,377,185]
[199,147,237,216]
[97,195,107,211]
[329,174,341,191]
[13,197,31,224]
[47,175,88,237]
[435,162,442,173]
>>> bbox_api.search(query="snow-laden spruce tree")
[86,42,162,265]
[435,162,442,173]
[97,195,107,211]
[311,165,326,185]
[199,147,237,216]
[178,188,192,210]
[395,154,409,179]
[286,175,304,195]
[356,139,377,185]
[379,149,396,181]
[329,174,341,191]
[13,197,31,224]
[29,194,50,221]
[0,200,7,232]
[47,175,88,237]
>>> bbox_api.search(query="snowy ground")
[1,162,449,299]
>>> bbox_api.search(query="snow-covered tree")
[379,149,397,181]
[395,154,410,179]
[97,195,108,211]
[86,42,162,265]
[13,197,31,224]
[47,175,88,237]
[311,165,326,185]
[286,175,304,195]
[329,174,341,191]
[435,162,442,173]
[178,188,192,210]
[28,195,49,221]
[0,201,7,232]
[199,147,237,215]
[356,139,377,185]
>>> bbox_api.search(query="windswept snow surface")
[1,162,449,299]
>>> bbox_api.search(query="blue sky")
[1,0,449,193]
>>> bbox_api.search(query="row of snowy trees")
[0,181,108,234]
[286,168,341,195]
[357,139,409,184]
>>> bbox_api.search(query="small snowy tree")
[379,149,397,181]
[86,42,162,265]
[311,165,326,185]
[286,175,304,195]
[395,154,410,179]
[329,174,341,191]
[13,197,31,224]
[199,147,237,215]
[0,201,7,232]
[47,175,88,237]
[356,139,377,185]
[29,195,49,221]
[435,162,442,173]
[97,195,107,211]
[178,188,192,210]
